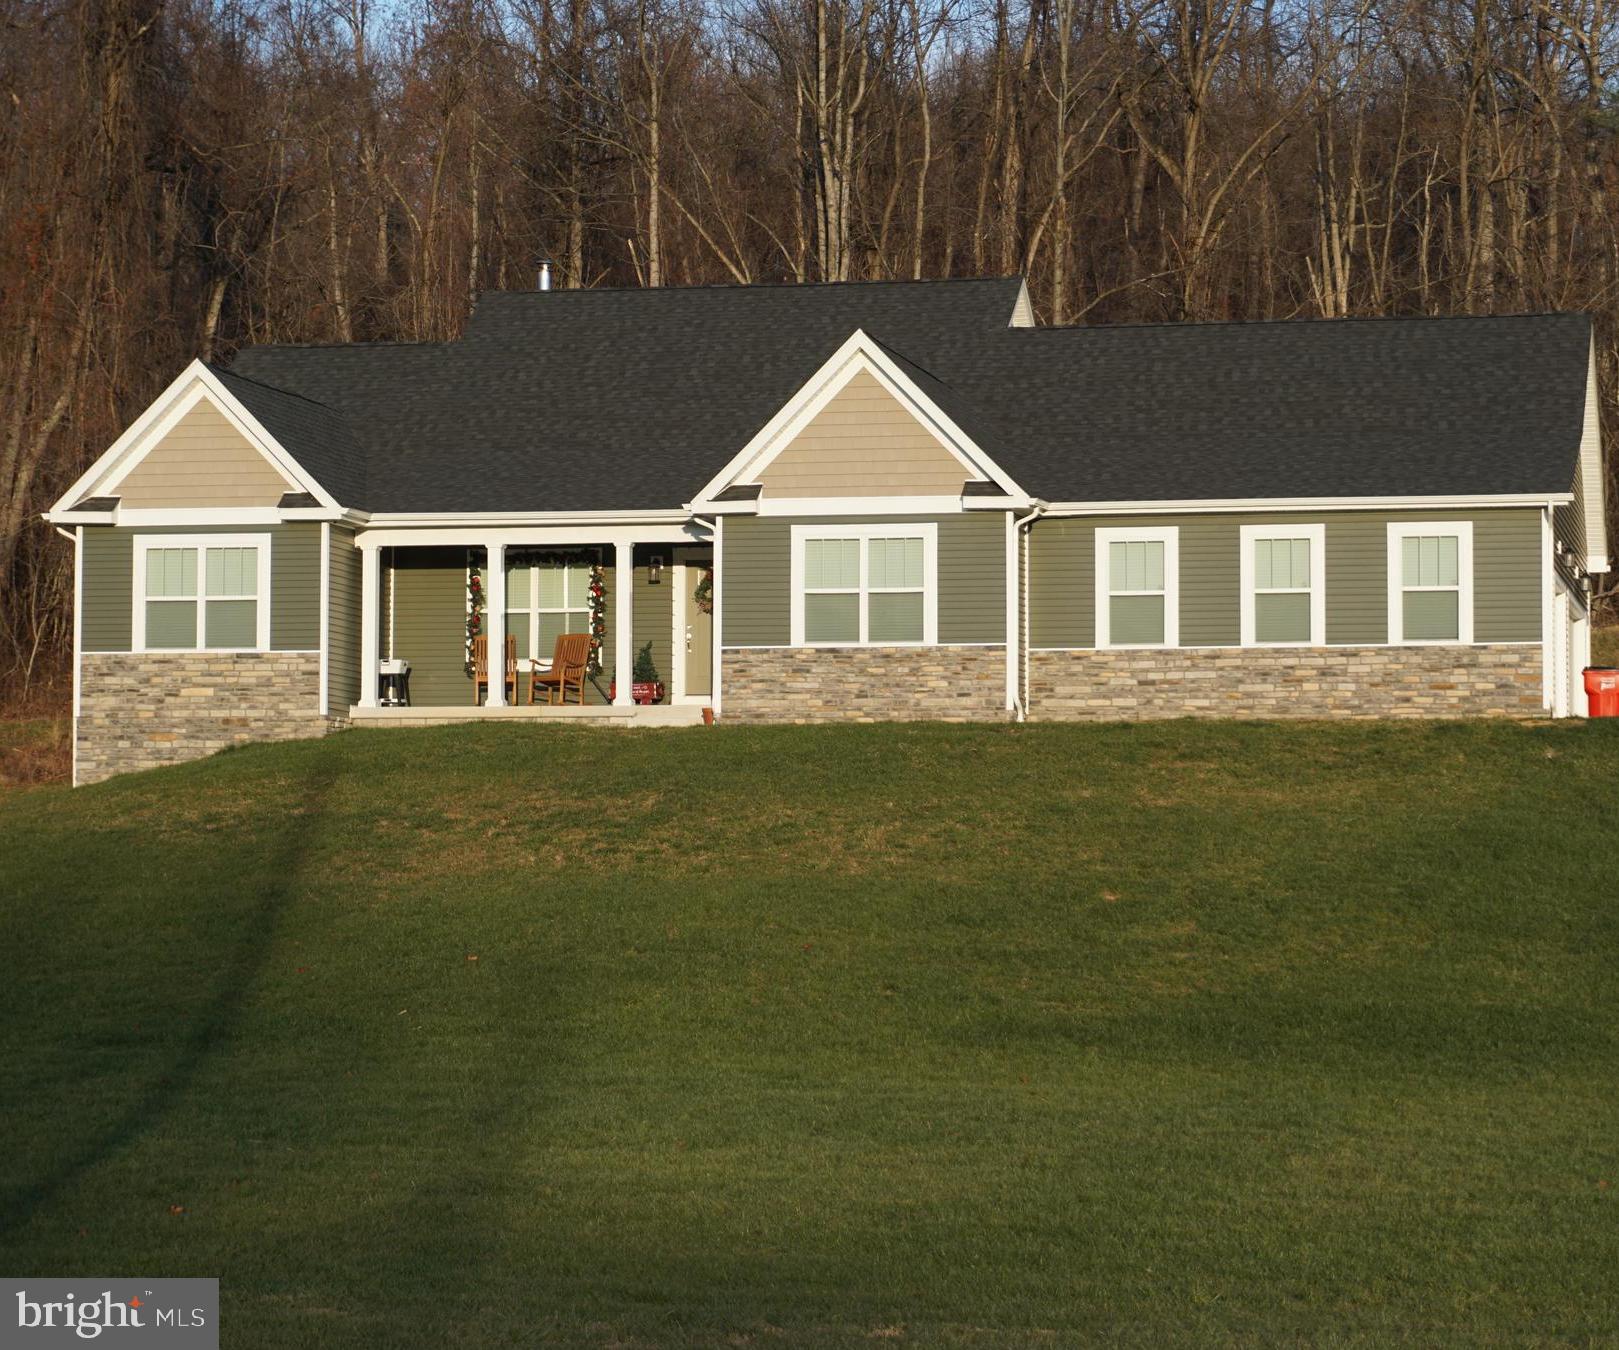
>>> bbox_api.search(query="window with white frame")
[1095,526,1178,647]
[790,524,937,646]
[1387,522,1473,644]
[506,555,594,665]
[1240,524,1325,646]
[134,535,271,651]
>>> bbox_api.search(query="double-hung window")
[1240,524,1325,646]
[1387,522,1473,643]
[1095,526,1178,647]
[790,524,937,646]
[133,535,271,651]
[506,556,594,665]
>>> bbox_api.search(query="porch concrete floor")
[348,703,707,727]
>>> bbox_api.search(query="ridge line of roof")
[1018,310,1589,334]
[210,363,350,416]
[472,274,1024,301]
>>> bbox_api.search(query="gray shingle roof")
[224,279,1590,512]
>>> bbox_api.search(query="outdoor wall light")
[649,555,665,584]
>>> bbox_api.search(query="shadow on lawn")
[0,756,341,1241]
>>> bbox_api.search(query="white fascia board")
[691,329,1028,503]
[1039,494,1572,515]
[48,359,343,515]
[356,522,713,549]
[360,508,692,527]
[683,500,760,515]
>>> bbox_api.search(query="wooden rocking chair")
[529,632,592,706]
[471,633,518,705]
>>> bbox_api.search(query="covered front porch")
[352,525,715,718]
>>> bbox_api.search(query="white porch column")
[613,540,633,706]
[359,542,382,708]
[486,542,507,707]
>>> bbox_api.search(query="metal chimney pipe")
[538,260,552,291]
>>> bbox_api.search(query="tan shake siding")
[115,400,296,507]
[328,527,362,710]
[79,524,321,652]
[755,369,968,497]
[1029,508,1544,649]
[721,514,1006,647]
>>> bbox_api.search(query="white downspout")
[1013,503,1046,721]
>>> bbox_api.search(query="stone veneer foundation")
[76,651,338,784]
[722,645,1011,722]
[1027,644,1544,720]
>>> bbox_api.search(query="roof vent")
[538,260,553,292]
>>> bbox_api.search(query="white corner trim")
[71,526,83,787]
[692,329,1026,503]
[131,532,273,652]
[788,522,939,648]
[1004,512,1018,711]
[711,516,724,716]
[1541,508,1555,709]
[1095,525,1179,649]
[53,361,342,515]
[1238,522,1326,648]
[318,521,331,716]
[1386,520,1474,647]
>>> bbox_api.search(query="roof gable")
[113,398,296,507]
[48,361,345,520]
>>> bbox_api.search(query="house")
[44,277,1606,784]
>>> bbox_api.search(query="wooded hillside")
[4,0,1616,689]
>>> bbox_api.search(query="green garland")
[466,549,607,676]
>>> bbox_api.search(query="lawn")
[0,720,1615,1347]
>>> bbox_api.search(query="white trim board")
[1385,521,1475,646]
[788,522,939,648]
[1094,525,1180,649]
[131,532,274,652]
[692,330,1027,504]
[1238,523,1326,648]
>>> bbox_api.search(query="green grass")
[1,720,1616,1347]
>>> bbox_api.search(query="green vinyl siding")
[1029,508,1543,649]
[328,527,362,710]
[389,548,622,707]
[79,523,320,652]
[389,549,471,706]
[269,524,320,650]
[631,545,674,697]
[721,513,1006,646]
[82,529,134,651]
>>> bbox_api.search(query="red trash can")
[1584,668,1619,717]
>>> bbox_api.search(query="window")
[1387,522,1473,644]
[133,535,270,651]
[1240,524,1325,646]
[506,556,594,664]
[1095,527,1178,647]
[790,524,937,646]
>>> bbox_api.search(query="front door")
[676,550,713,702]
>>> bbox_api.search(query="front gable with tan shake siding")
[112,399,297,508]
[1027,508,1542,650]
[753,370,971,498]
